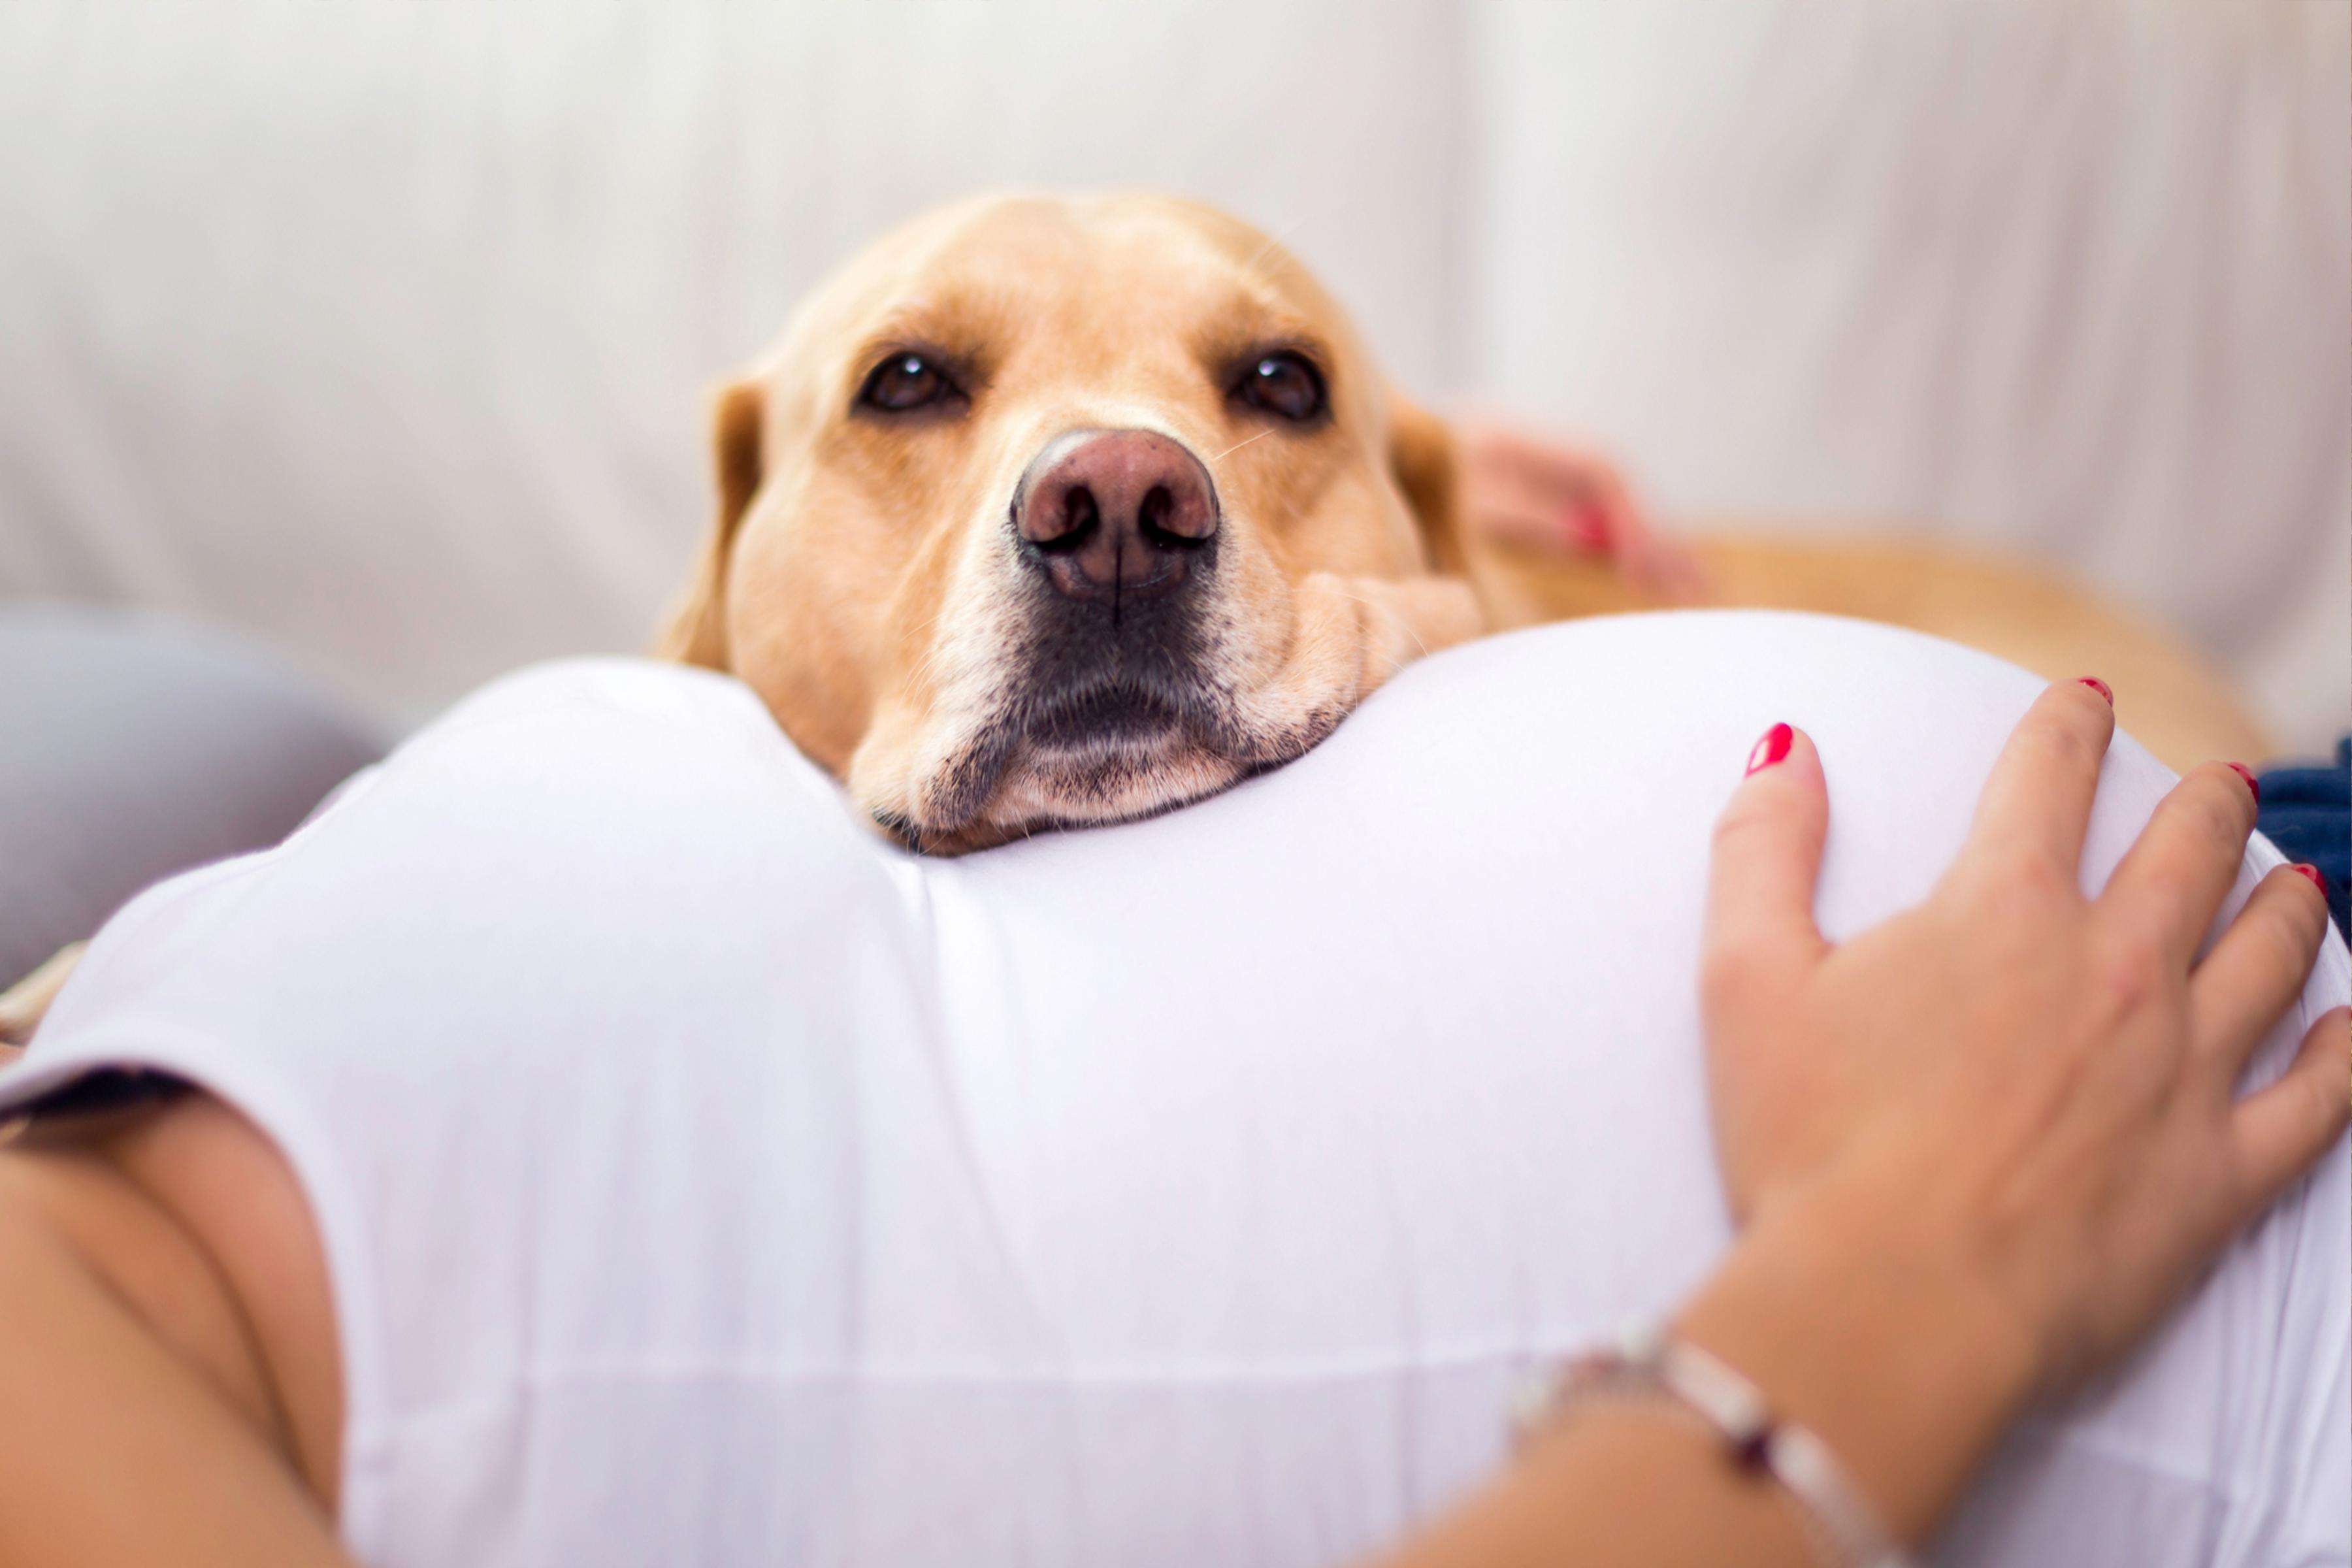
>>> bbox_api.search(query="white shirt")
[5,610,2344,1567]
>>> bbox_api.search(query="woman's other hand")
[1454,419,1707,602]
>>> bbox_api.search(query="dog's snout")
[1015,429,1217,602]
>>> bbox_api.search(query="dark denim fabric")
[2257,737,2350,936]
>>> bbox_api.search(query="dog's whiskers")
[1241,209,1313,285]
[1208,428,1274,465]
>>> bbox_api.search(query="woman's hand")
[1701,681,2349,1394]
[1453,419,1707,602]
[1377,680,2345,1568]
[1658,681,2350,1542]
[1385,683,2342,1567]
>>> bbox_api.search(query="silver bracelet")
[1511,1318,1918,1568]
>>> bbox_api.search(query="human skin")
[1377,680,2347,1566]
[0,681,2340,1565]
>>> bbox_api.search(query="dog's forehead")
[794,195,1342,370]
[923,195,1301,305]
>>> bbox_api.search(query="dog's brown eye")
[1233,351,1327,423]
[858,352,960,414]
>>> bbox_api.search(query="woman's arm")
[0,1101,349,1568]
[1378,679,2347,1566]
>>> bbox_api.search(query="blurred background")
[0,0,2344,747]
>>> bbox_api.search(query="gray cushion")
[0,605,385,985]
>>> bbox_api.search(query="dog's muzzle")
[1003,427,1228,750]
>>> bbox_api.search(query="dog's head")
[662,193,1476,851]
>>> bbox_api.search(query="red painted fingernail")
[2293,863,2327,895]
[1745,723,1794,776]
[1562,498,1610,554]
[2076,676,2112,705]
[2227,762,2260,804]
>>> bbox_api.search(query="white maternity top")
[3,611,2344,1568]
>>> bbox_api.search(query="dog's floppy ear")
[656,380,766,670]
[1385,387,1467,577]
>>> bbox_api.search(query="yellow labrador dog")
[659,192,1484,853]
[661,190,2264,854]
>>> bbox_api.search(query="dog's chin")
[880,708,1250,855]
[924,740,1246,853]
[992,732,1247,831]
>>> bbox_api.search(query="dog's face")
[663,193,1477,851]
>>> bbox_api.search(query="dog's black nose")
[1014,429,1217,602]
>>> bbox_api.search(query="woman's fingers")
[1458,422,1654,563]
[1961,680,2115,887]
[1577,463,1709,602]
[2188,864,2333,1072]
[1560,454,1634,553]
[2228,1006,2352,1219]
[1702,724,1831,1006]
[1482,498,1610,557]
[2099,761,2262,967]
